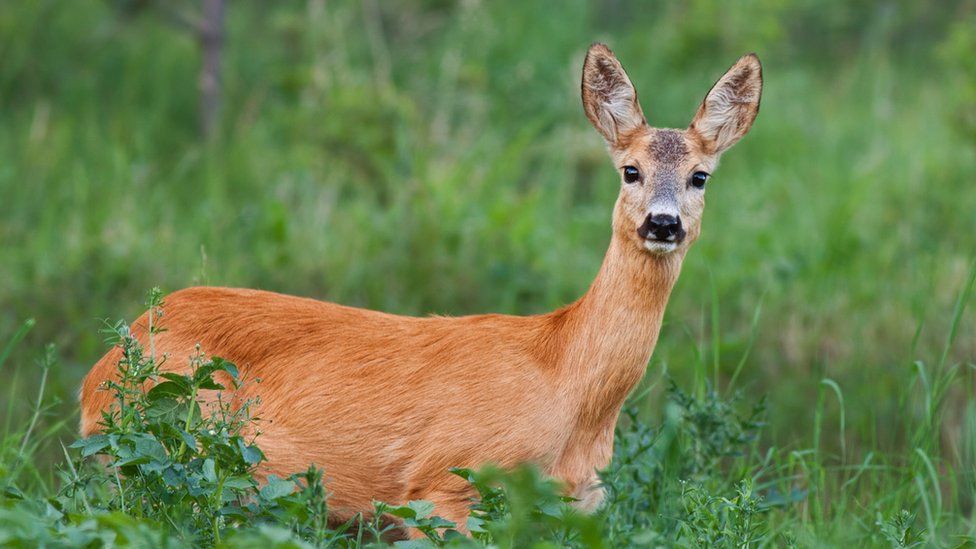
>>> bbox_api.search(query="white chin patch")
[643,240,678,254]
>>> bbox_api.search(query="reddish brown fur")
[80,44,762,537]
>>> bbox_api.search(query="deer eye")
[690,171,709,189]
[622,166,640,184]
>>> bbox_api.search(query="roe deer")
[80,43,762,535]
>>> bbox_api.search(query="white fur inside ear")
[698,87,743,145]
[594,77,640,138]
[582,47,645,144]
[691,56,762,153]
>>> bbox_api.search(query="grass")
[1,0,975,545]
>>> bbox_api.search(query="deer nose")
[638,213,685,242]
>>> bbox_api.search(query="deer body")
[81,44,762,533]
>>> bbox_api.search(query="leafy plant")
[65,289,272,544]
[449,465,604,548]
[1,290,355,546]
[677,479,767,548]
[596,382,771,546]
[876,510,926,548]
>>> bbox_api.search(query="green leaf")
[133,434,168,461]
[160,372,190,386]
[537,499,563,518]
[193,357,239,389]
[145,397,180,418]
[146,380,187,401]
[113,433,168,466]
[467,516,487,533]
[386,504,417,519]
[162,466,184,487]
[202,458,217,483]
[2,485,24,500]
[388,500,438,521]
[237,438,264,465]
[423,516,455,529]
[260,477,296,500]
[223,476,255,490]
[219,504,250,521]
[197,378,226,391]
[450,467,475,482]
[177,428,196,449]
[70,434,111,458]
[219,359,240,381]
[408,500,436,519]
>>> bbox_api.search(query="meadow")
[1,0,975,546]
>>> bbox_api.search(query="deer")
[80,43,762,537]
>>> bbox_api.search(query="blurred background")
[0,0,974,473]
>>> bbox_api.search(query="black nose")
[638,213,686,242]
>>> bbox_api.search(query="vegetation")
[1,0,974,546]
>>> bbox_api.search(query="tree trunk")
[198,0,224,141]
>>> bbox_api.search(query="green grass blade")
[0,318,35,373]
[937,259,976,372]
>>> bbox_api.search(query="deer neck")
[555,232,685,428]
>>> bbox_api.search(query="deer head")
[582,44,762,256]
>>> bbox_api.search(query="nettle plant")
[64,289,352,544]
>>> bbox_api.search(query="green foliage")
[0,292,358,546]
[677,480,767,548]
[596,385,771,546]
[876,510,926,548]
[450,466,604,548]
[65,294,273,544]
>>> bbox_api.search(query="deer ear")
[689,54,762,155]
[581,43,646,146]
